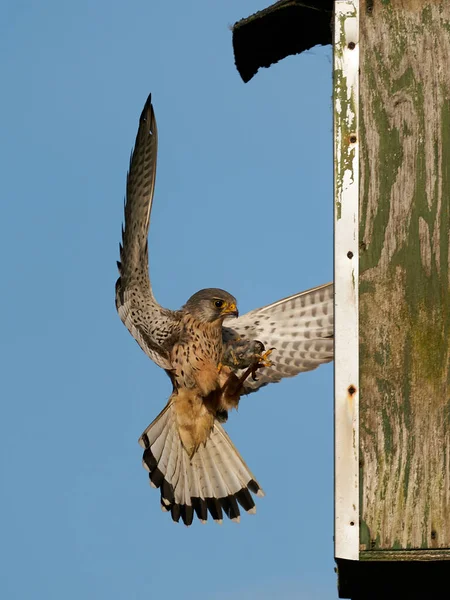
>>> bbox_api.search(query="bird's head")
[183,288,239,323]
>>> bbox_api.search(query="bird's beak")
[223,303,239,318]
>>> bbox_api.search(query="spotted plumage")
[116,94,333,525]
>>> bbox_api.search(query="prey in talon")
[214,341,276,419]
[222,339,266,370]
[222,340,275,380]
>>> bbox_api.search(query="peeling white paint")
[334,0,360,562]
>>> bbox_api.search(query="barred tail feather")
[138,402,264,525]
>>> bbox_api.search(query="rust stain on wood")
[359,0,450,550]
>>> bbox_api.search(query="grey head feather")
[182,288,238,323]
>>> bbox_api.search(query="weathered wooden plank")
[334,0,360,561]
[359,0,450,551]
[358,549,450,561]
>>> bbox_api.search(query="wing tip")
[139,93,154,125]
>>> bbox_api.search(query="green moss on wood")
[358,1,450,551]
[359,60,403,271]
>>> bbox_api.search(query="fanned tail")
[138,401,264,525]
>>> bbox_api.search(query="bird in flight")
[116,95,333,526]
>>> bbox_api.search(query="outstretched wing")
[222,283,333,393]
[116,94,181,370]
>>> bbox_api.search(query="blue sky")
[1,1,335,598]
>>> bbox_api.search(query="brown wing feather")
[116,95,181,369]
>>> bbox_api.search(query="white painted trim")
[334,0,360,562]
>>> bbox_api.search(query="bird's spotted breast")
[170,315,223,397]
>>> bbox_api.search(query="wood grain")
[359,0,450,550]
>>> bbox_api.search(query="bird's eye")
[214,300,224,308]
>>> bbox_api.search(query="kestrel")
[116,95,333,525]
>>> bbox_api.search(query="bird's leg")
[219,361,262,401]
[222,365,254,395]
[217,344,276,412]
[217,366,258,412]
[220,346,275,394]
[217,366,253,411]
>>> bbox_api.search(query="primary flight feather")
[116,94,333,525]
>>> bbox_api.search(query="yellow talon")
[259,348,274,368]
[217,362,223,373]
